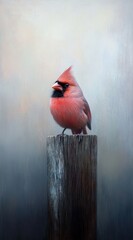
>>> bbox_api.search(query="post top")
[47,135,97,146]
[47,134,97,139]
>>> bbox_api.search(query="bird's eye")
[65,83,69,88]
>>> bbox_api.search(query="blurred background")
[0,0,133,239]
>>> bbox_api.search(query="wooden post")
[47,135,97,240]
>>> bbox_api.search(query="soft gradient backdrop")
[0,0,133,239]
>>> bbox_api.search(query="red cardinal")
[50,66,91,134]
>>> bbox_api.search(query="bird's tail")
[87,121,91,130]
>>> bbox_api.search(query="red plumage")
[50,66,91,134]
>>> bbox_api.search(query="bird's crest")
[58,66,79,86]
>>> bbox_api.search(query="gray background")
[0,0,133,239]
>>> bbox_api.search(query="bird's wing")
[83,98,92,130]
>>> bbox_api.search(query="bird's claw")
[62,128,67,135]
[57,128,67,137]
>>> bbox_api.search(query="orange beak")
[52,82,62,91]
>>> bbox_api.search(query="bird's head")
[51,66,82,98]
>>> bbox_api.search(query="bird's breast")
[50,97,88,129]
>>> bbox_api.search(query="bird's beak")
[52,82,62,91]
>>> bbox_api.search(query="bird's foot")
[57,128,67,137]
[62,128,67,135]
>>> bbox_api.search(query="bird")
[50,66,91,134]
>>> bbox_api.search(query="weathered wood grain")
[47,135,97,240]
